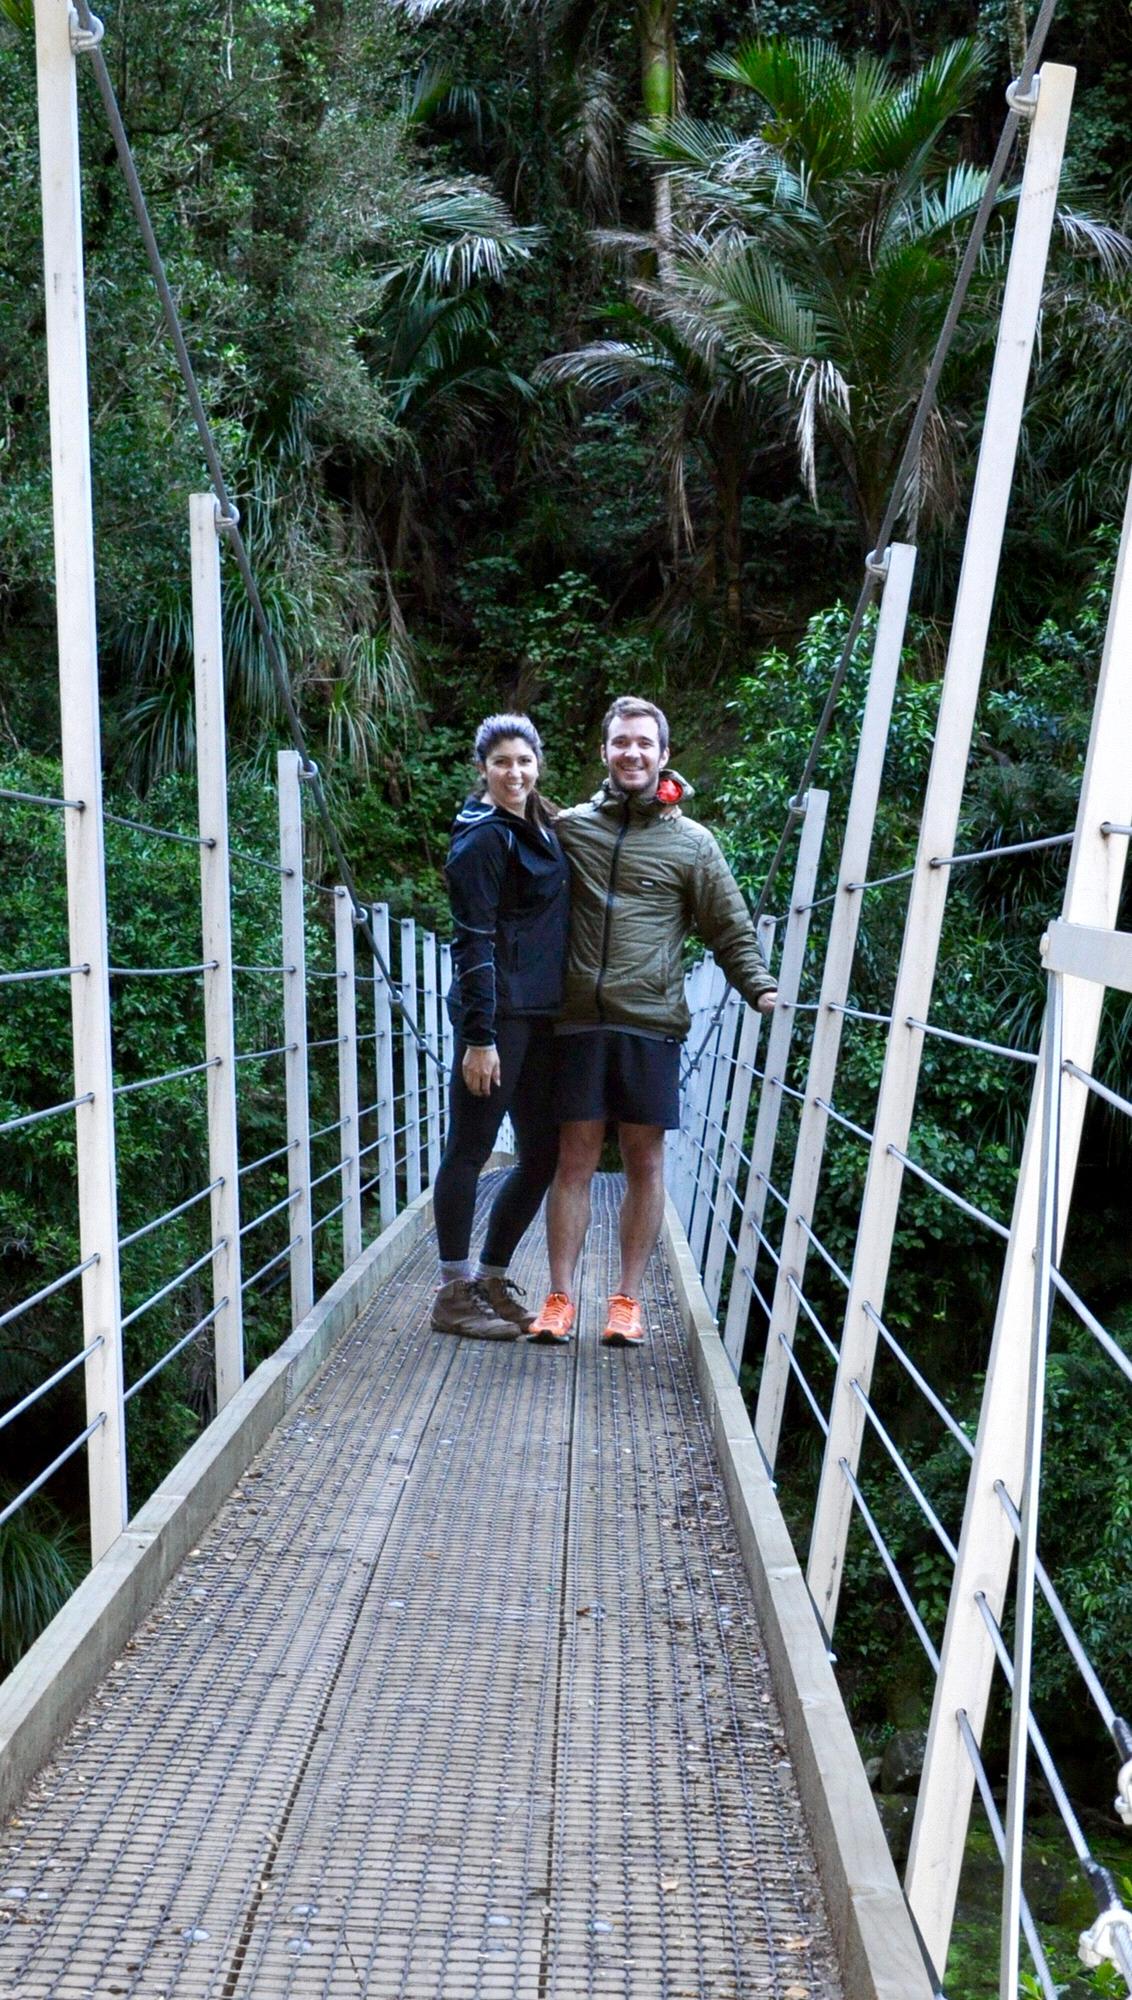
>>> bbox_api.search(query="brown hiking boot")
[431,1279,517,1341]
[477,1275,535,1332]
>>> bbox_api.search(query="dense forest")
[3,3,1132,1991]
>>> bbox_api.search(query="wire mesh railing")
[0,742,451,1604]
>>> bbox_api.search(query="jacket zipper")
[594,802,630,1022]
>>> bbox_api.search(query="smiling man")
[527,695,777,1349]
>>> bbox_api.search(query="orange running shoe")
[602,1294,644,1345]
[527,1292,576,1344]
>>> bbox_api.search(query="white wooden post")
[422,929,442,1186]
[439,941,454,1145]
[278,751,314,1323]
[34,0,126,1561]
[906,462,1132,1975]
[755,544,916,1464]
[722,789,829,1371]
[702,995,769,1316]
[334,888,362,1270]
[400,918,421,1202]
[688,986,742,1267]
[671,957,720,1227]
[806,66,1077,1640]
[190,493,244,1408]
[371,903,397,1232]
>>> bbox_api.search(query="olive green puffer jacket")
[555,774,776,1039]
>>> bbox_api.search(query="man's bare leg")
[615,1122,667,1298]
[546,1119,605,1295]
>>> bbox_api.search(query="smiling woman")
[427,713,570,1342]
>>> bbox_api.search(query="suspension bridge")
[2,2,1131,1996]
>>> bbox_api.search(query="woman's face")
[480,736,539,817]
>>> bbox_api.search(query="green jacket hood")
[589,769,695,816]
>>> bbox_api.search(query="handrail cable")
[1050,1268,1132,1390]
[0,965,88,986]
[993,1481,1121,1737]
[957,1712,1060,2000]
[776,1333,830,1436]
[0,1336,103,1436]
[785,1273,839,1361]
[69,0,444,1067]
[680,0,1061,1074]
[863,1301,974,1458]
[0,1417,106,1530]
[849,1379,958,1561]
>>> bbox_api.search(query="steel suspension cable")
[682,0,1061,1073]
[69,0,444,1069]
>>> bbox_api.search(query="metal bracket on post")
[191,492,244,1407]
[334,888,362,1271]
[35,0,126,1562]
[1006,75,1041,117]
[278,750,314,1325]
[68,6,104,54]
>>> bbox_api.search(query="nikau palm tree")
[632,35,993,549]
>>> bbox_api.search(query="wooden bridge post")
[278,751,314,1324]
[754,543,916,1466]
[334,888,362,1270]
[806,65,1077,1650]
[400,919,422,1202]
[371,904,398,1232]
[721,790,829,1373]
[439,941,454,1146]
[34,0,127,1560]
[906,466,1132,1979]
[422,930,442,1186]
[190,493,244,1406]
[700,919,775,1318]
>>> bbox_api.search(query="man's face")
[602,712,669,799]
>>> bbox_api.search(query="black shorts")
[554,1028,682,1129]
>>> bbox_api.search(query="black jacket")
[445,795,569,1045]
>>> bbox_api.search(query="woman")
[430,713,569,1338]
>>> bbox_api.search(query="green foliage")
[0,1510,83,1675]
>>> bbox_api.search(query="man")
[528,696,777,1348]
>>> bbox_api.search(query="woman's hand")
[462,1044,501,1096]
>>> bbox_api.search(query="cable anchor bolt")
[864,545,891,579]
[214,500,241,535]
[1006,75,1040,118]
[1114,1755,1132,1827]
[298,759,319,784]
[69,7,104,52]
[1079,1903,1132,1971]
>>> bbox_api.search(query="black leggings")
[432,1018,560,1266]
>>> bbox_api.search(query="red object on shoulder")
[656,776,683,805]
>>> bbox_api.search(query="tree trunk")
[638,0,677,277]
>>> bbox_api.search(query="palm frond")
[536,340,684,401]
[1057,209,1132,278]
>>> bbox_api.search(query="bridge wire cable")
[0,1416,106,1530]
[886,1142,1011,1240]
[123,1299,227,1404]
[784,1275,839,1362]
[70,0,446,1068]
[118,1178,223,1250]
[1049,1267,1132,1390]
[838,1458,940,1671]
[972,1596,1132,1981]
[776,1334,829,1436]
[957,1712,1060,2000]
[929,829,1075,870]
[848,1379,958,1561]
[907,1016,1039,1065]
[0,785,84,811]
[0,964,89,986]
[0,1335,103,1435]
[0,1260,98,1346]
[0,1091,94,1137]
[993,1480,1120,1737]
[680,0,1061,1076]
[1062,1059,1132,1123]
[863,1301,974,1458]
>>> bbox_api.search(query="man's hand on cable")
[462,1043,501,1095]
[756,989,778,1016]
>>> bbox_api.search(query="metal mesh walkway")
[0,1178,843,1999]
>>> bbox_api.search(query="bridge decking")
[0,1179,843,1999]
